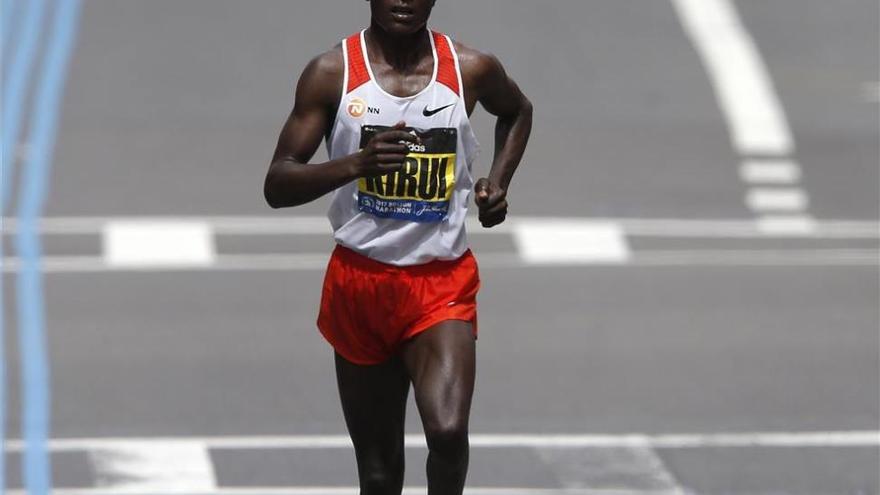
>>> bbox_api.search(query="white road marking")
[2,249,879,273]
[89,442,217,492]
[2,216,877,272]
[672,0,793,155]
[5,488,678,495]
[103,220,216,268]
[632,249,878,266]
[740,159,802,184]
[746,188,809,212]
[2,215,878,238]
[6,434,877,494]
[537,446,683,493]
[756,215,817,235]
[513,220,631,264]
[6,431,878,451]
[614,219,875,238]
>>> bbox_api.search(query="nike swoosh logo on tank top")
[422,103,455,117]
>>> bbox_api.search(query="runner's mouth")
[390,6,415,22]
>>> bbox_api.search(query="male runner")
[264,1,531,492]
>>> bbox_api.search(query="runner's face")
[370,0,435,35]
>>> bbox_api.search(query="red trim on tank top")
[432,31,460,96]
[345,33,370,93]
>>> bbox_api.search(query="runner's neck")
[365,23,432,72]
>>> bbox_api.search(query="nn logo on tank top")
[347,97,380,118]
[357,125,457,223]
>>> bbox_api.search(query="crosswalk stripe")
[102,220,216,268]
[746,188,809,212]
[89,442,216,492]
[740,159,802,184]
[512,221,631,264]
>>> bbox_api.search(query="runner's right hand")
[354,121,421,177]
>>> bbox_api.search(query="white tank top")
[325,29,480,266]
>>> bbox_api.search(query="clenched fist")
[474,178,508,228]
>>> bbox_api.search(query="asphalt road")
[2,0,879,493]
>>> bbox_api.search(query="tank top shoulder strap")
[431,30,461,97]
[344,31,370,94]
[344,30,461,97]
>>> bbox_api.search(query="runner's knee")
[357,452,404,494]
[424,419,468,458]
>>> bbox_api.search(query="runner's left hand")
[474,178,508,228]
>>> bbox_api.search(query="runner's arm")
[458,45,533,227]
[264,49,416,208]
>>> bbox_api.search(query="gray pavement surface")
[3,0,879,493]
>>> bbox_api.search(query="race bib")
[357,126,457,223]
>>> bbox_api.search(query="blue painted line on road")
[15,0,82,493]
[0,254,5,491]
[0,220,5,491]
[0,221,4,478]
[0,0,44,491]
[1,0,19,64]
[2,0,45,210]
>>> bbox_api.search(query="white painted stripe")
[89,442,216,491]
[210,216,332,235]
[513,221,631,264]
[672,0,793,155]
[0,216,499,235]
[537,446,683,493]
[6,431,877,451]
[756,215,817,235]
[2,216,878,238]
[2,249,879,273]
[740,159,802,184]
[631,250,879,266]
[103,220,216,268]
[746,188,809,212]
[0,216,337,235]
[615,218,877,239]
[5,488,673,495]
[637,431,880,448]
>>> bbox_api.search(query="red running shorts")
[317,244,480,365]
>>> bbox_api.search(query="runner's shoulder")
[308,44,344,76]
[296,44,344,105]
[452,40,507,91]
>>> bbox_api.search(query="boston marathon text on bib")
[357,126,458,223]
[325,29,480,266]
